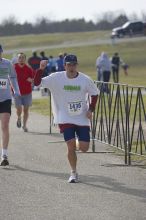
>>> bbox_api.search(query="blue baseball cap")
[64,54,78,64]
[0,45,3,53]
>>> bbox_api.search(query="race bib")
[68,101,83,116]
[0,79,8,89]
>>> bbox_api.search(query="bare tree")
[1,16,18,25]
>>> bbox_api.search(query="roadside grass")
[131,143,146,156]
[31,98,51,116]
[108,147,146,166]
[1,30,146,86]
[0,31,109,50]
[130,155,146,166]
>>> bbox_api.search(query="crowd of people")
[0,45,99,184]
[27,51,66,74]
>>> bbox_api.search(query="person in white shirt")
[96,55,103,81]
[34,54,99,183]
[97,52,111,93]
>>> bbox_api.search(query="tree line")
[0,12,146,36]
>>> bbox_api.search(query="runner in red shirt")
[14,53,34,132]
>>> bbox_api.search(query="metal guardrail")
[48,81,146,165]
[92,81,146,164]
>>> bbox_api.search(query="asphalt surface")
[0,91,146,220]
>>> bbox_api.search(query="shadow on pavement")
[4,164,146,203]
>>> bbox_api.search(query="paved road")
[0,94,146,220]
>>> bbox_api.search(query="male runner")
[34,55,99,182]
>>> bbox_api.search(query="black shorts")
[0,99,12,114]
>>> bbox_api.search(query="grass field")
[1,30,146,86]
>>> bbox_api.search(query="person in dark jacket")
[111,52,121,83]
[28,51,41,70]
[40,51,48,61]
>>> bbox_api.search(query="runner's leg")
[0,113,10,152]
[23,106,29,129]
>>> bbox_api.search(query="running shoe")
[22,126,28,132]
[0,155,9,166]
[68,171,78,183]
[17,118,21,128]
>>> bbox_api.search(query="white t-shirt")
[41,71,99,126]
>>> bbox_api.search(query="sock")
[1,148,8,157]
[71,170,76,174]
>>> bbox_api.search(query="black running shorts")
[0,99,12,114]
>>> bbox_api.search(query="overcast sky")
[0,0,146,24]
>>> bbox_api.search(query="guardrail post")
[49,94,52,134]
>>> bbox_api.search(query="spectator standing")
[97,52,111,93]
[56,53,65,71]
[28,51,41,70]
[96,55,102,81]
[34,54,99,183]
[47,55,57,73]
[111,52,121,83]
[40,51,48,61]
[0,45,20,166]
[40,51,49,77]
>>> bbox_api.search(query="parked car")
[111,21,146,38]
